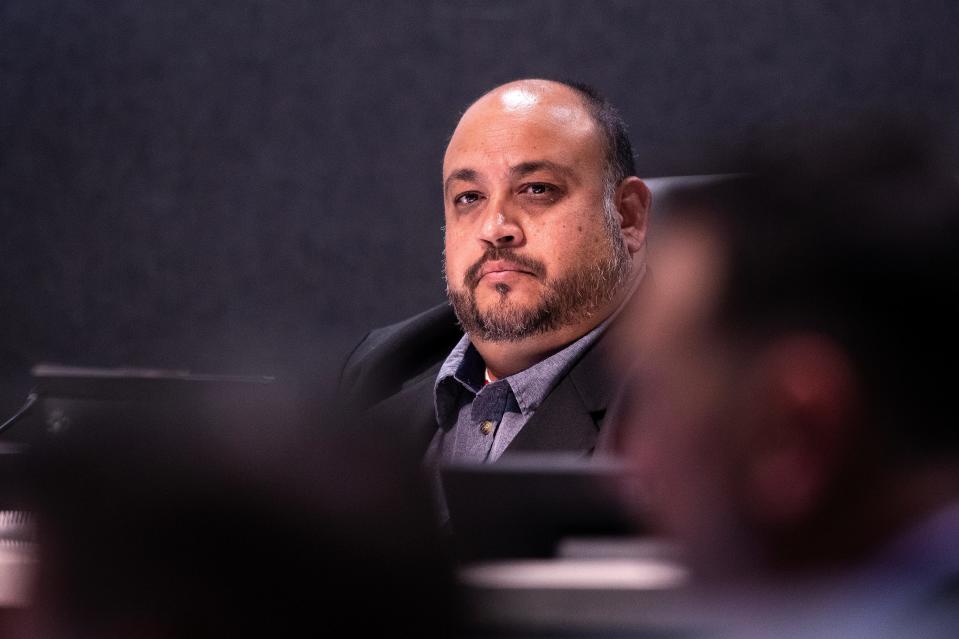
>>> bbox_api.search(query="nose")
[478,199,525,248]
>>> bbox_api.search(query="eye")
[454,191,484,206]
[519,182,562,203]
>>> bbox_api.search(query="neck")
[472,322,601,379]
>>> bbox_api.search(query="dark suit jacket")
[339,302,627,464]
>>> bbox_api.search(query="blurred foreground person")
[620,129,959,638]
[15,385,459,638]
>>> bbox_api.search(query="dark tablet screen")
[440,453,643,561]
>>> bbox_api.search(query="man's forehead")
[443,81,602,177]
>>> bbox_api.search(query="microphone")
[0,392,38,436]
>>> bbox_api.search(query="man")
[340,79,650,467]
[618,130,959,637]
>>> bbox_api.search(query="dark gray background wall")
[2,0,958,417]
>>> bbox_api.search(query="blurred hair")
[661,123,959,457]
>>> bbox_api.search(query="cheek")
[444,229,475,273]
[528,216,606,271]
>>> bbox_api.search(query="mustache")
[463,248,547,289]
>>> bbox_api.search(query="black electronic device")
[440,453,643,562]
[25,363,276,440]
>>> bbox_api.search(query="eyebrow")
[444,168,479,197]
[444,161,576,196]
[509,160,575,181]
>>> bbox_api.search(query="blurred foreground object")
[441,453,691,636]
[2,365,457,638]
[617,122,959,638]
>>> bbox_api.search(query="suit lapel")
[503,373,601,453]
[362,362,442,461]
[502,327,618,455]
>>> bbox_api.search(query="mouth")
[462,250,547,290]
[478,260,537,280]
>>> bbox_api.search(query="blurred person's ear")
[740,335,862,528]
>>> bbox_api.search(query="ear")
[615,177,652,254]
[743,335,861,528]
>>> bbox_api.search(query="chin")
[477,279,540,303]
[475,291,539,316]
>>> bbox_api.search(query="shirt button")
[480,420,493,435]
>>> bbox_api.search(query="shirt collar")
[434,333,482,428]
[432,269,645,429]
[433,318,608,426]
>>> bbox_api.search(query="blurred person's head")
[443,79,650,376]
[23,386,458,638]
[619,126,959,578]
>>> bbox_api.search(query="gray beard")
[445,233,632,343]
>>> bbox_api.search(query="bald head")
[447,79,636,186]
[464,79,592,127]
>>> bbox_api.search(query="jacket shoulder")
[340,303,462,406]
